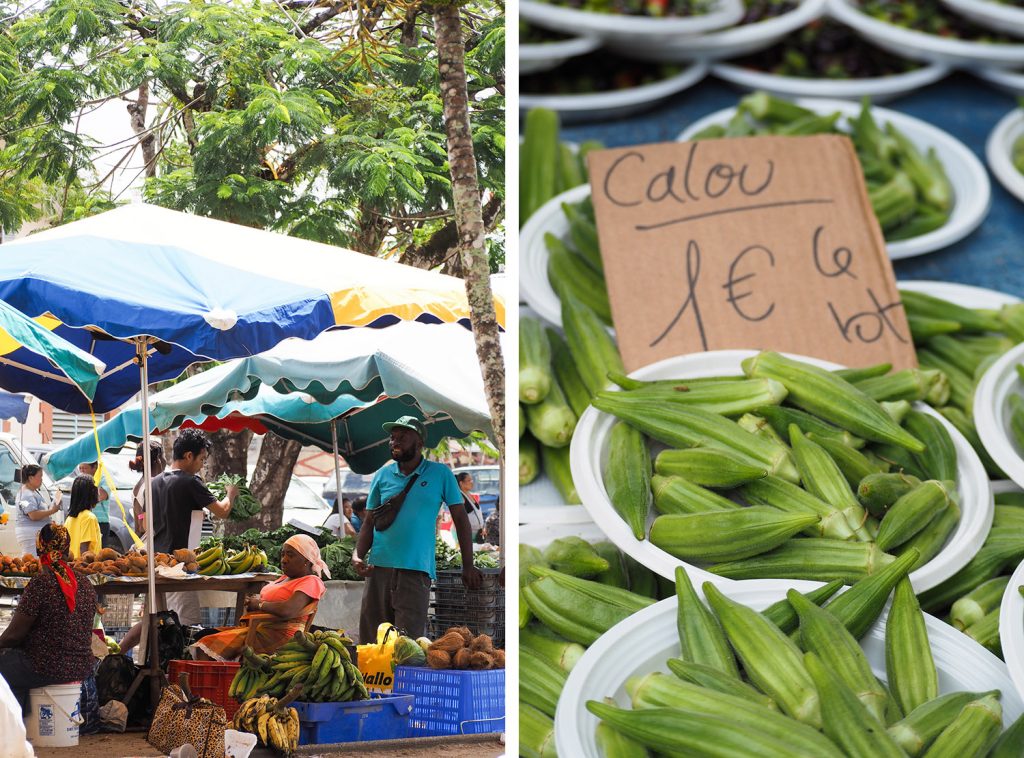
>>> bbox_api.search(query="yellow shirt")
[65,510,101,560]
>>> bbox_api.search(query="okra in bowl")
[556,575,1024,757]
[570,349,992,593]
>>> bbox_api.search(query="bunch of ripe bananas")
[233,690,300,755]
[195,543,268,575]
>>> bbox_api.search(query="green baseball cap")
[382,415,426,440]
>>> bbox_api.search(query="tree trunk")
[248,432,303,532]
[431,2,506,474]
[127,80,158,178]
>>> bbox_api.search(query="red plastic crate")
[168,660,241,721]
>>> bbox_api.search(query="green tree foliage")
[0,0,504,267]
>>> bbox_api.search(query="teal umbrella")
[0,299,105,400]
[46,322,493,478]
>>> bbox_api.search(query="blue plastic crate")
[393,666,505,736]
[293,695,414,745]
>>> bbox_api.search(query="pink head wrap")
[284,534,331,579]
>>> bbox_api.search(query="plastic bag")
[356,623,399,693]
[98,700,127,733]
[0,674,33,758]
[79,671,101,736]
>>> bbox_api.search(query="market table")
[558,71,1024,298]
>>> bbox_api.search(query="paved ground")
[31,732,505,757]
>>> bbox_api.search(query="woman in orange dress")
[193,534,328,661]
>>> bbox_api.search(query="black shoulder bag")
[372,474,419,532]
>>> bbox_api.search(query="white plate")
[557,580,1024,757]
[520,35,603,75]
[678,98,991,260]
[607,0,828,62]
[711,60,951,102]
[520,61,708,124]
[974,66,1024,95]
[987,109,1024,206]
[900,279,1023,309]
[975,342,1024,491]
[519,520,607,548]
[828,0,1024,68]
[520,473,593,525]
[570,350,993,592]
[1001,555,1024,704]
[941,0,1024,39]
[519,0,744,45]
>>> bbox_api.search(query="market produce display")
[0,554,39,576]
[688,92,955,241]
[728,18,923,78]
[426,626,506,670]
[520,108,601,224]
[233,685,302,755]
[521,20,574,42]
[435,536,501,569]
[521,52,684,97]
[858,0,1018,41]
[519,536,667,756]
[737,0,799,23]
[208,473,263,522]
[582,567,1024,756]
[230,629,366,704]
[194,543,269,575]
[530,0,714,18]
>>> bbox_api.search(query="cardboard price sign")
[587,135,917,372]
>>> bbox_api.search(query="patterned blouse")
[18,568,97,680]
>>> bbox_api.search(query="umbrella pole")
[330,419,343,521]
[139,340,162,705]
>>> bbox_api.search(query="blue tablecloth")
[560,72,1024,298]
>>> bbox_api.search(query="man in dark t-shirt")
[120,430,236,653]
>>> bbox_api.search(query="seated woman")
[64,476,101,560]
[0,524,98,713]
[193,535,328,661]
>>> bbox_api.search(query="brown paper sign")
[587,135,917,373]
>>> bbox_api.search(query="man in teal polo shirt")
[353,415,483,642]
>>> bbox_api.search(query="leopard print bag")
[147,677,227,758]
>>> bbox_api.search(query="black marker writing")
[652,240,708,351]
[812,225,856,280]
[828,289,907,345]
[724,245,776,323]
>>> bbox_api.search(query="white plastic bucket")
[26,682,83,747]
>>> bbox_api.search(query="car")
[321,469,375,507]
[452,464,501,518]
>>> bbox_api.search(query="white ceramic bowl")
[607,0,828,62]
[519,184,592,329]
[519,0,744,45]
[520,35,603,75]
[569,350,993,592]
[974,66,1024,95]
[986,109,1024,206]
[975,342,1024,491]
[940,0,1024,39]
[1000,555,1024,704]
[677,98,991,260]
[828,0,1024,68]
[711,60,950,102]
[556,580,1024,757]
[520,61,708,124]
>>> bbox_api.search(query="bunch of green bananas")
[195,543,268,576]
[233,691,299,755]
[229,646,275,703]
[255,630,369,703]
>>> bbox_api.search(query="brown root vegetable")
[469,634,494,653]
[430,632,467,654]
[173,549,196,563]
[450,626,474,645]
[491,649,505,669]
[468,651,493,670]
[97,548,120,562]
[452,648,473,669]
[426,649,451,669]
[184,561,199,572]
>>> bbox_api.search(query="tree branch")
[400,193,501,271]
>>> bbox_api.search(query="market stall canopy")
[0,203,504,413]
[46,321,494,477]
[0,299,105,401]
[0,392,30,424]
